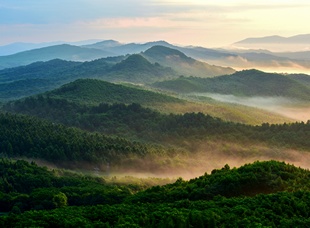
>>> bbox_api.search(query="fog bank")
[192,93,310,121]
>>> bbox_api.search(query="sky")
[1,0,310,47]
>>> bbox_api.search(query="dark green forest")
[4,96,310,151]
[1,160,310,227]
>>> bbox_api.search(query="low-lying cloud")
[191,93,310,121]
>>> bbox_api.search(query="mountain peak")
[143,45,192,63]
[83,40,122,49]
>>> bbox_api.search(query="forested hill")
[2,160,310,227]
[3,99,310,151]
[142,45,235,77]
[43,78,183,106]
[153,69,310,100]
[130,160,310,203]
[105,54,177,83]
[0,112,162,169]
[0,54,178,100]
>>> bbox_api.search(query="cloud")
[1,1,310,47]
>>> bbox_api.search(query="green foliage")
[0,53,177,101]
[0,112,159,166]
[130,160,310,203]
[4,98,310,151]
[44,78,182,106]
[0,159,145,214]
[2,161,310,227]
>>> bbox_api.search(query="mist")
[191,93,310,121]
[204,56,310,75]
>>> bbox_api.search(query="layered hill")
[153,69,310,101]
[0,44,112,69]
[105,54,177,83]
[142,45,235,77]
[0,54,177,100]
[3,78,293,125]
[44,78,183,106]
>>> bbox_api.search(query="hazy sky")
[1,0,310,47]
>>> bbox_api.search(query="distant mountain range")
[1,37,310,73]
[0,44,113,69]
[232,34,310,52]
[0,45,237,100]
[0,40,102,56]
[235,34,310,44]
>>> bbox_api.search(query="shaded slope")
[106,54,177,83]
[153,69,310,100]
[288,74,310,88]
[45,78,183,105]
[142,45,235,77]
[0,54,176,100]
[0,58,112,101]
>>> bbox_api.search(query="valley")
[0,37,309,227]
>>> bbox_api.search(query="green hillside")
[288,73,310,88]
[153,69,310,100]
[0,54,178,100]
[4,97,310,152]
[44,78,183,106]
[39,78,294,124]
[2,160,310,227]
[106,54,177,83]
[142,45,235,77]
[0,58,113,101]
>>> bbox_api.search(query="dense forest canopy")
[1,160,310,227]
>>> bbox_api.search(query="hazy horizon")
[1,1,310,48]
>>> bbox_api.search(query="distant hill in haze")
[0,40,102,56]
[235,34,310,44]
[83,40,174,56]
[0,44,113,69]
[153,69,310,101]
[142,45,235,77]
[233,34,310,52]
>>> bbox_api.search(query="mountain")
[0,58,114,101]
[106,54,177,83]
[45,78,182,106]
[83,40,174,56]
[0,54,178,100]
[0,44,112,69]
[235,34,310,44]
[153,69,310,100]
[233,34,310,52]
[0,40,103,56]
[82,39,122,49]
[142,45,235,77]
